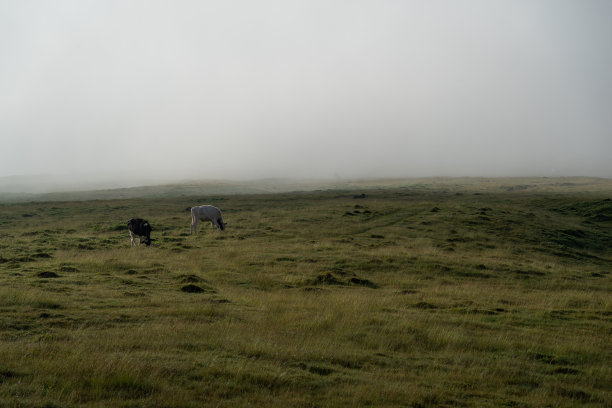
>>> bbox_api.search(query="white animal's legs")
[191,213,198,234]
[129,231,137,246]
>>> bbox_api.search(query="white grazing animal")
[190,205,226,234]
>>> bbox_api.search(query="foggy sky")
[1,0,611,183]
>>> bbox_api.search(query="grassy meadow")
[0,178,611,407]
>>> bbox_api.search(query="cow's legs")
[129,231,137,246]
[191,216,198,234]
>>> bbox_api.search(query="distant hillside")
[0,174,174,195]
[1,176,611,203]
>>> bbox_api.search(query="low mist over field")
[1,1,612,185]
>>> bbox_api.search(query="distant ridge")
[1,177,611,203]
[0,173,171,194]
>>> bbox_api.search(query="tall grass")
[0,178,610,406]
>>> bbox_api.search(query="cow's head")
[143,223,152,245]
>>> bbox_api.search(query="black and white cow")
[127,218,152,246]
[190,205,226,234]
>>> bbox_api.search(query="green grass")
[0,177,611,407]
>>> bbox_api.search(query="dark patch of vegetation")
[0,369,23,382]
[552,367,581,375]
[32,252,53,259]
[310,273,345,286]
[513,269,547,277]
[529,353,573,366]
[306,365,335,376]
[414,302,438,309]
[348,277,378,288]
[85,374,157,399]
[555,387,596,403]
[181,284,205,293]
[58,266,79,273]
[304,271,379,289]
[37,271,60,279]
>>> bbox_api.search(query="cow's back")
[191,205,221,220]
[128,218,150,235]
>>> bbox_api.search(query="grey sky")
[1,0,611,182]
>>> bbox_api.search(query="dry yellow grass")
[0,178,610,406]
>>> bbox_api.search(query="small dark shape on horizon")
[353,193,366,199]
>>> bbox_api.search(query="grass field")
[0,178,611,407]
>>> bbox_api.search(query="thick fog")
[1,0,611,187]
